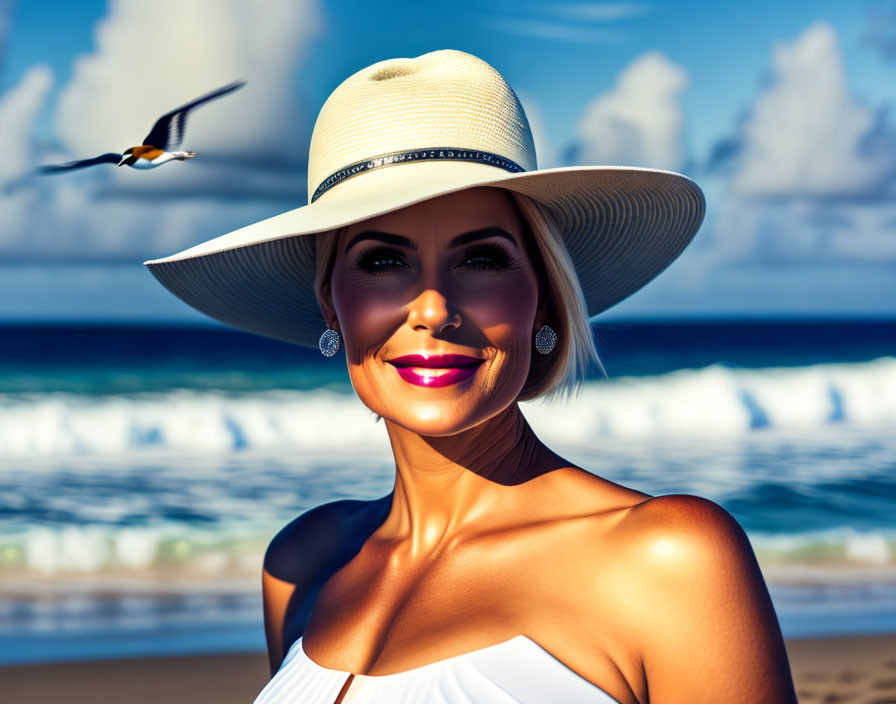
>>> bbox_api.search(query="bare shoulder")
[622,493,752,556]
[263,498,371,581]
[609,494,797,703]
[262,496,389,675]
[615,493,765,614]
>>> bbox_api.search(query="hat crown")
[307,49,537,203]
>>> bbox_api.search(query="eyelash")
[355,247,406,273]
[354,243,514,274]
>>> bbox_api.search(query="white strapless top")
[252,634,622,703]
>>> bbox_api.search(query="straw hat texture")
[144,49,705,347]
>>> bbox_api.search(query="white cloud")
[53,0,324,195]
[482,16,624,43]
[545,3,648,22]
[0,0,324,265]
[0,64,53,184]
[601,179,896,315]
[0,64,55,258]
[483,3,647,43]
[607,250,896,315]
[589,19,896,317]
[694,22,896,277]
[731,22,894,197]
[0,173,286,262]
[708,197,896,266]
[572,51,688,171]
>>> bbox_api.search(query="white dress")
[252,634,622,703]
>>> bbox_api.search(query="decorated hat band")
[310,147,527,203]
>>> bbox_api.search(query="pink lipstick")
[386,354,484,388]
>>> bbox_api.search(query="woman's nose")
[408,288,462,333]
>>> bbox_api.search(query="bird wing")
[36,153,122,173]
[142,80,246,150]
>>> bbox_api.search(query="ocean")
[0,319,894,665]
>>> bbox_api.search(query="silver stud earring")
[534,324,557,355]
[319,327,341,357]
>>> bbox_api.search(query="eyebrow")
[343,226,518,253]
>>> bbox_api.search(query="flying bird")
[37,80,246,174]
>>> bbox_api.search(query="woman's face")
[321,187,544,436]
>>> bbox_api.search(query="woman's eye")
[459,244,512,271]
[355,247,408,273]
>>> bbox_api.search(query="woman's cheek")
[341,297,403,343]
[333,280,407,362]
[484,330,532,393]
[465,278,538,344]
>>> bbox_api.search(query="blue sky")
[0,0,894,321]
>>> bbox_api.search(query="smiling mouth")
[386,354,484,388]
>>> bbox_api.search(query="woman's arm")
[625,494,798,704]
[261,502,349,676]
[262,519,305,676]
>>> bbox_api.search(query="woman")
[145,50,797,703]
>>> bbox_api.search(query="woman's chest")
[286,528,646,703]
[299,537,527,671]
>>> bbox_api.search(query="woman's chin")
[381,403,483,436]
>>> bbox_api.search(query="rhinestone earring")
[534,324,557,355]
[319,327,341,357]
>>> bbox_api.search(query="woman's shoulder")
[614,492,753,567]
[547,468,747,555]
[261,496,392,672]
[544,471,761,616]
[585,493,794,702]
[509,473,780,701]
[561,473,755,579]
[264,496,389,581]
[577,488,771,644]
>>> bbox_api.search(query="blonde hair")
[310,190,604,403]
[509,192,605,402]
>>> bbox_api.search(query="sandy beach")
[1,633,894,703]
[786,634,896,704]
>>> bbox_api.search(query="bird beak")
[117,156,127,166]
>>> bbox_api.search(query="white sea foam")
[1,521,270,581]
[1,358,893,458]
[751,527,896,567]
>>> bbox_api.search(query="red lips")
[386,354,484,387]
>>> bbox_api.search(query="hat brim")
[144,161,705,347]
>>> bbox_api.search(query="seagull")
[37,80,246,174]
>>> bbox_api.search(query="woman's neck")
[378,404,557,555]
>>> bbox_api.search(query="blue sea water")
[0,319,894,664]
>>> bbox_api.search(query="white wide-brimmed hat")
[144,49,705,347]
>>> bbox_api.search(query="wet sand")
[1,633,895,703]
